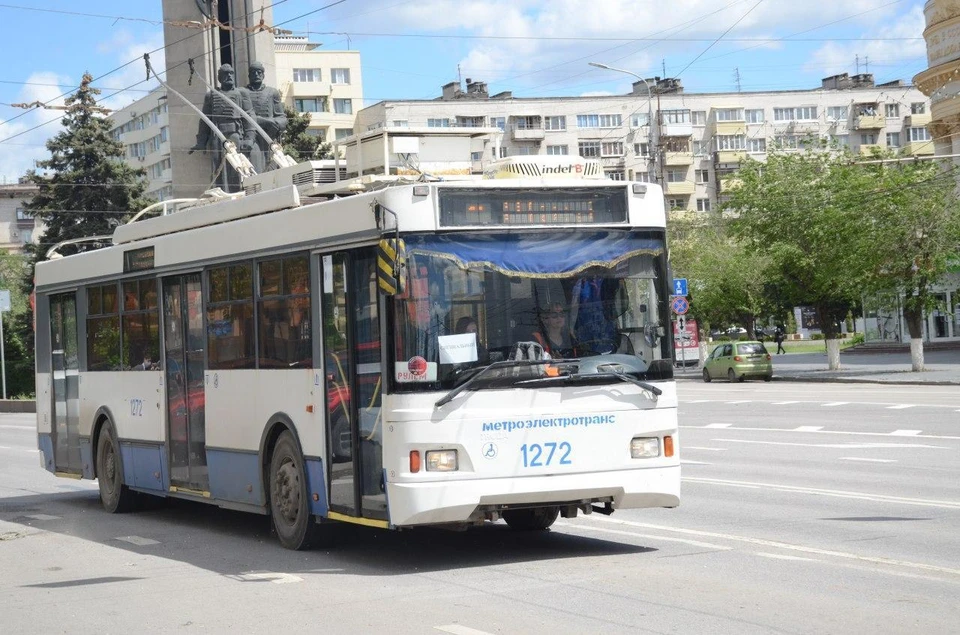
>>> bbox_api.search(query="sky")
[0,0,930,183]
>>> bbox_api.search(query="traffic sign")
[0,290,9,313]
[673,278,688,297]
[671,296,689,315]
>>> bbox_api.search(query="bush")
[810,333,825,340]
[849,333,864,346]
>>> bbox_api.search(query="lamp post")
[588,62,658,183]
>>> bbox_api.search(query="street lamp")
[588,62,657,183]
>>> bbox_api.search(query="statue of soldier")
[191,64,256,192]
[242,61,287,173]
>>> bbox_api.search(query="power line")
[674,0,765,78]
[309,31,921,43]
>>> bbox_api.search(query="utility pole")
[734,67,742,93]
[855,54,860,74]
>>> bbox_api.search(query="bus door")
[49,293,81,473]
[321,250,385,520]
[162,274,208,491]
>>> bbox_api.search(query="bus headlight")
[425,449,458,472]
[630,437,660,459]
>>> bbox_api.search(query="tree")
[19,73,150,394]
[278,107,332,161]
[724,143,872,369]
[861,158,960,370]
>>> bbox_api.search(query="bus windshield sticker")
[438,334,478,364]
[123,247,155,273]
[395,358,438,383]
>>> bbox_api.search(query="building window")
[715,108,744,122]
[796,106,817,121]
[293,68,321,82]
[391,120,409,127]
[456,116,485,128]
[427,118,451,128]
[578,141,601,157]
[826,106,848,121]
[516,145,537,155]
[489,117,506,131]
[745,109,764,124]
[634,142,650,157]
[333,98,352,115]
[667,198,686,210]
[499,146,509,158]
[599,114,622,128]
[20,229,32,243]
[747,137,766,153]
[631,113,650,127]
[691,111,706,126]
[606,170,625,181]
[911,102,926,115]
[884,103,899,118]
[294,97,326,113]
[512,115,541,130]
[660,110,690,125]
[666,168,686,183]
[909,127,931,142]
[578,114,600,128]
[696,198,711,212]
[601,141,624,157]
[330,68,351,84]
[860,133,877,145]
[695,169,709,183]
[16,207,28,220]
[693,140,707,156]
[715,134,746,151]
[334,128,353,140]
[544,116,566,131]
[634,172,652,183]
[886,132,900,148]
[546,145,568,155]
[826,134,849,148]
[773,107,795,121]
[774,134,799,149]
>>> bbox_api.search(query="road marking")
[24,514,61,521]
[0,446,38,453]
[726,400,752,404]
[771,401,801,405]
[684,446,728,451]
[839,457,898,463]
[579,515,960,577]
[435,625,497,635]
[557,521,732,551]
[705,423,732,429]
[821,402,849,407]
[713,439,947,450]
[890,429,922,436]
[680,460,711,465]
[232,572,303,584]
[886,404,915,410]
[681,424,960,441]
[794,426,823,432]
[686,399,713,404]
[115,535,159,546]
[756,552,817,562]
[684,476,960,509]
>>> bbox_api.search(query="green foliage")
[278,107,333,161]
[810,333,825,340]
[849,333,865,346]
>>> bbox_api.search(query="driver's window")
[722,344,732,357]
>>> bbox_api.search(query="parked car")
[702,340,773,382]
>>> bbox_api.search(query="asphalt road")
[1,383,958,634]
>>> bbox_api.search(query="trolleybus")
[35,158,680,549]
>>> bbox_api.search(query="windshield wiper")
[434,359,573,408]
[516,371,662,399]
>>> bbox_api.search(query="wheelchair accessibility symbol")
[482,442,498,459]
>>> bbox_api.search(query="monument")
[242,61,287,173]
[191,64,256,192]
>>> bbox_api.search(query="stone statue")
[242,61,288,173]
[191,64,256,192]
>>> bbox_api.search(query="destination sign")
[439,187,627,227]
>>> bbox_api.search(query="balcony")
[511,126,545,141]
[904,140,935,156]
[715,150,746,164]
[905,112,931,127]
[660,123,693,137]
[714,122,745,136]
[854,114,885,129]
[664,151,694,166]
[665,181,695,195]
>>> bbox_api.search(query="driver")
[533,302,579,358]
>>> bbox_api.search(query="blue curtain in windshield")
[404,231,663,278]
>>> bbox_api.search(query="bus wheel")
[502,506,560,531]
[269,431,317,550]
[96,424,135,513]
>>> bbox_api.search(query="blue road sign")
[673,278,688,296]
[671,296,689,315]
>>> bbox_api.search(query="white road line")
[713,439,947,450]
[115,535,159,546]
[821,402,849,407]
[231,572,303,584]
[891,429,922,436]
[886,404,915,410]
[839,457,898,463]
[579,515,960,577]
[684,476,960,509]
[24,514,61,521]
[793,426,823,432]
[704,423,732,429]
[680,424,960,441]
[771,401,801,405]
[756,552,817,562]
[680,460,711,465]
[435,625,497,635]
[556,521,732,551]
[726,400,752,404]
[686,400,713,404]
[683,446,728,451]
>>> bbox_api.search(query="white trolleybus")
[35,156,680,549]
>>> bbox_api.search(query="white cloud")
[0,72,72,183]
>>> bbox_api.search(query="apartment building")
[355,74,933,213]
[110,87,173,201]
[0,181,43,253]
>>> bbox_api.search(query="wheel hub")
[274,460,300,522]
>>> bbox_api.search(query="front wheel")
[702,369,711,383]
[503,506,560,530]
[96,423,135,513]
[269,431,319,550]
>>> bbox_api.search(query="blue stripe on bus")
[207,449,263,506]
[38,434,54,473]
[118,443,166,492]
[304,458,328,516]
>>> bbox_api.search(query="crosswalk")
[680,398,960,411]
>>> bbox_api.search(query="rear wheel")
[702,369,711,383]
[763,374,772,382]
[503,506,560,530]
[269,431,319,550]
[727,368,737,383]
[96,423,135,513]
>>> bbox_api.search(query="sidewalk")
[674,346,960,385]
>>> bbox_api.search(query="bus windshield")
[390,229,673,392]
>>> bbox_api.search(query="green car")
[703,340,773,382]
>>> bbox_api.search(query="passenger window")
[257,254,312,368]
[122,278,160,370]
[87,283,121,371]
[207,263,256,369]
